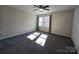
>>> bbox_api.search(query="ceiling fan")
[33,5,50,12]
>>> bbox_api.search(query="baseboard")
[36,31,71,39]
[50,33,71,39]
[0,31,35,40]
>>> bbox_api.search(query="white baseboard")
[0,30,35,40]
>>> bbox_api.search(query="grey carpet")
[0,31,77,54]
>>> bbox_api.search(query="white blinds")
[39,16,50,27]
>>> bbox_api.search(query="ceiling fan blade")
[44,9,49,11]
[34,5,44,8]
[33,9,38,11]
[33,5,39,7]
[43,5,49,8]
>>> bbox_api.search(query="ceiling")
[8,5,76,14]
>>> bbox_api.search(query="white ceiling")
[8,5,76,14]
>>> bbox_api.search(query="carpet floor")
[0,31,77,54]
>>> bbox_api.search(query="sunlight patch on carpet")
[27,32,40,40]
[35,34,48,46]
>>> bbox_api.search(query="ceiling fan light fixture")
[39,8,43,12]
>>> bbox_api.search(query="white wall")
[72,6,79,53]
[51,10,73,37]
[0,6,36,40]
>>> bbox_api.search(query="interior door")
[38,16,50,32]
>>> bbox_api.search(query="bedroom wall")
[72,6,79,53]
[0,6,36,40]
[51,10,73,37]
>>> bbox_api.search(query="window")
[39,17,43,26]
[39,16,50,27]
[44,16,50,27]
